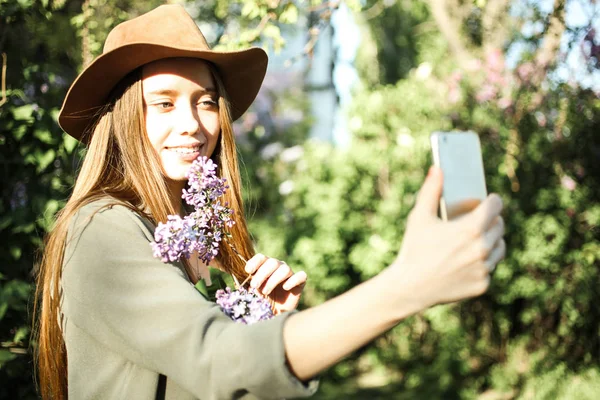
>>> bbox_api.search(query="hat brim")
[58,43,268,140]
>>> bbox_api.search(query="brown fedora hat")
[58,4,268,140]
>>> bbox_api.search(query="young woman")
[35,4,506,400]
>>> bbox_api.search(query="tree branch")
[481,0,512,51]
[81,0,93,67]
[427,0,476,68]
[532,0,566,85]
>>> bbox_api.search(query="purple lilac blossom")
[182,156,229,208]
[215,287,274,324]
[152,215,197,262]
[150,157,235,264]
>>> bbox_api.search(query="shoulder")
[63,196,184,282]
[69,197,156,243]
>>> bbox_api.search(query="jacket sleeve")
[61,202,318,399]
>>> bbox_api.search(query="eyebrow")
[145,88,217,96]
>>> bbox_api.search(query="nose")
[176,105,200,137]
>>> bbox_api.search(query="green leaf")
[13,326,29,343]
[39,199,61,231]
[45,199,60,216]
[0,350,17,368]
[34,128,53,144]
[194,280,209,300]
[16,0,35,8]
[279,5,298,24]
[63,135,78,153]
[239,30,257,43]
[241,1,258,18]
[70,14,85,28]
[36,149,56,172]
[13,125,28,141]
[12,104,34,121]
[0,215,12,230]
[14,222,35,233]
[262,23,280,39]
[0,302,8,320]
[10,246,22,260]
[50,107,60,122]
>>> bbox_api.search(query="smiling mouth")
[163,145,204,162]
[165,145,202,154]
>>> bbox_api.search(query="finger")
[413,166,444,217]
[282,271,308,291]
[464,216,504,265]
[484,216,505,250]
[245,253,268,274]
[262,263,293,295]
[463,193,503,235]
[485,239,506,272]
[250,258,281,289]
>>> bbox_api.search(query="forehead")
[141,58,215,92]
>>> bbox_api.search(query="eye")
[147,100,174,111]
[157,101,174,109]
[199,98,218,109]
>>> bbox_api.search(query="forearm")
[282,267,427,381]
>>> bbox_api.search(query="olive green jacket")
[61,199,318,399]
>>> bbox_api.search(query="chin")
[163,167,191,183]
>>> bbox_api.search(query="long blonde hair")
[34,64,254,399]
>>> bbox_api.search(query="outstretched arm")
[283,167,506,380]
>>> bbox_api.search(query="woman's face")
[142,58,220,183]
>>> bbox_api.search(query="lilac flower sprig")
[215,287,274,324]
[151,156,235,264]
[150,156,274,324]
[182,156,229,209]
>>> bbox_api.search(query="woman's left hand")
[244,254,307,315]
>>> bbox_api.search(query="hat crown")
[104,4,210,53]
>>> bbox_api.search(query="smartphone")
[430,131,488,220]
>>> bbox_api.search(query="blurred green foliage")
[1,0,599,399]
[240,1,600,399]
[1,1,80,397]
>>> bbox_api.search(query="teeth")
[168,146,200,154]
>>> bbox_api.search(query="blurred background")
[1,0,599,398]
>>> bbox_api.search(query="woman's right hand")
[390,166,506,310]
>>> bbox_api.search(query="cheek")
[203,133,219,159]
[145,113,169,151]
[202,112,221,153]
